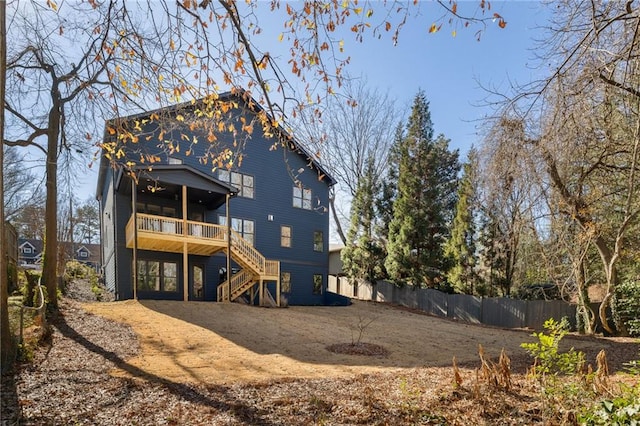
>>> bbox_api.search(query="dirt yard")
[83,299,632,385]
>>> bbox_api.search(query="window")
[281,272,291,293]
[219,216,255,245]
[313,274,323,295]
[136,260,178,292]
[22,246,32,254]
[293,186,312,210]
[218,170,254,199]
[79,251,88,258]
[168,157,183,165]
[313,231,323,252]
[281,226,291,248]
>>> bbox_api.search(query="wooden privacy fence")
[328,276,577,330]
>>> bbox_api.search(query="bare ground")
[2,279,638,425]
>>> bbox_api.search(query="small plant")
[520,317,585,376]
[578,350,640,425]
[350,314,377,345]
[579,385,640,425]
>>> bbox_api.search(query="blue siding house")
[96,92,338,306]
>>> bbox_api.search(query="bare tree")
[3,147,44,222]
[0,0,10,372]
[294,78,403,244]
[486,1,640,334]
[477,117,541,296]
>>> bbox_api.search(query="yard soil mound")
[2,279,638,425]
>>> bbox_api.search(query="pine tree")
[385,91,460,288]
[445,147,479,294]
[376,123,404,250]
[342,157,384,282]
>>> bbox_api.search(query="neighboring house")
[62,242,101,271]
[18,238,101,271]
[18,238,43,267]
[96,91,342,306]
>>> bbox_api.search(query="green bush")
[579,384,640,425]
[64,260,94,281]
[613,280,640,337]
[520,317,585,376]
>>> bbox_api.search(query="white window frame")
[218,170,254,199]
[219,215,255,246]
[281,225,292,248]
[293,186,312,210]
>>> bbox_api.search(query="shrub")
[64,260,95,282]
[577,349,640,424]
[520,317,585,376]
[612,280,640,337]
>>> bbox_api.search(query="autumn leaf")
[385,21,391,31]
[429,23,440,33]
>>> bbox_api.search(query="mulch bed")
[326,342,390,357]
[1,279,638,425]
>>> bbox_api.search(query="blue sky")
[74,1,551,201]
[340,1,550,155]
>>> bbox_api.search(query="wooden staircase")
[217,228,280,306]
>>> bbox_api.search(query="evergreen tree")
[445,147,479,294]
[385,91,460,288]
[342,157,384,282]
[376,123,404,251]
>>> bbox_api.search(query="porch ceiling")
[118,164,238,209]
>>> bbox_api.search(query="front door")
[191,264,204,301]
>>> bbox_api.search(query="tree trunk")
[575,260,595,335]
[329,189,346,245]
[43,105,61,310]
[594,236,616,335]
[0,0,13,372]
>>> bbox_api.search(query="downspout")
[131,177,138,301]
[112,170,118,300]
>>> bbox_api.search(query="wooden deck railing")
[130,213,279,279]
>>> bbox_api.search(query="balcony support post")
[225,193,231,302]
[131,177,138,301]
[182,185,188,302]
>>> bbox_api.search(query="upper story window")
[79,251,89,258]
[22,246,32,254]
[219,216,255,246]
[293,186,312,210]
[281,226,291,248]
[218,170,254,199]
[168,157,183,165]
[313,231,323,252]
